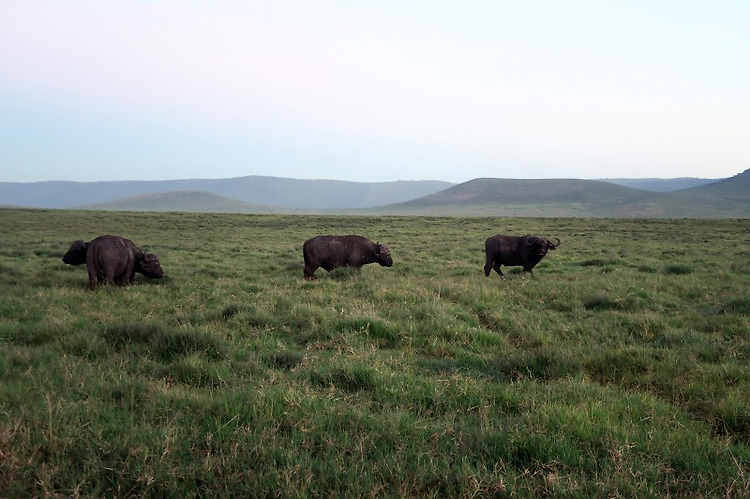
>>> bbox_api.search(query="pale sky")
[1,1,748,183]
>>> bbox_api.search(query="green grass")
[1,209,749,496]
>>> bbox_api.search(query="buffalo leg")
[105,272,117,287]
[303,264,317,279]
[493,262,504,276]
[483,257,494,276]
[87,271,98,291]
[484,257,505,277]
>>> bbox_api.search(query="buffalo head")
[525,236,560,258]
[62,240,88,266]
[138,254,164,279]
[375,243,393,267]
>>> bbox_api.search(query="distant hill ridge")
[1,170,748,217]
[600,177,718,192]
[371,170,750,218]
[680,169,750,201]
[0,176,453,210]
[83,191,292,214]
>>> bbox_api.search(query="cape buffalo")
[484,234,559,277]
[62,240,89,266]
[303,235,393,278]
[86,235,164,290]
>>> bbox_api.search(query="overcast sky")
[2,1,748,184]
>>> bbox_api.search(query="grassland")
[1,209,749,497]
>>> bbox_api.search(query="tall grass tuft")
[101,321,225,361]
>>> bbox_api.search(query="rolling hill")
[680,168,750,201]
[81,191,292,214]
[2,170,748,217]
[366,170,750,218]
[599,177,718,192]
[367,178,654,217]
[0,176,453,210]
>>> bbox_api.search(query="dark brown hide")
[62,240,88,266]
[85,235,164,290]
[303,235,393,278]
[484,234,559,277]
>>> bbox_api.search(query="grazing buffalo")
[85,235,164,290]
[303,235,393,278]
[484,234,560,277]
[62,240,89,266]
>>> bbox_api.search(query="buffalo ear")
[71,240,87,251]
[139,254,158,267]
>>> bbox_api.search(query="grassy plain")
[1,209,749,497]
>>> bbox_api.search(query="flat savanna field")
[1,209,749,497]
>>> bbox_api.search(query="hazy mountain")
[370,178,652,217]
[679,168,750,201]
[600,177,719,192]
[81,191,292,214]
[2,170,748,217]
[366,171,750,218]
[0,176,453,210]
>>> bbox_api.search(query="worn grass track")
[1,209,749,496]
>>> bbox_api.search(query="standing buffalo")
[62,240,89,266]
[85,235,164,290]
[303,235,393,278]
[484,234,560,277]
